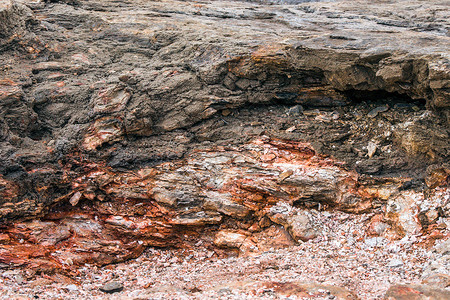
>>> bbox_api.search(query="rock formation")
[0,0,449,298]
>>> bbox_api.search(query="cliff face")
[0,0,449,291]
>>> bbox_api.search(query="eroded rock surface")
[0,0,449,297]
[1,0,449,219]
[0,137,448,276]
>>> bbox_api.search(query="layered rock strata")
[0,0,449,281]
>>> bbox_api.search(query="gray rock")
[287,105,304,116]
[367,105,389,118]
[1,0,449,224]
[100,281,124,294]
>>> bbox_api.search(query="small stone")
[259,216,272,228]
[100,281,124,294]
[287,105,303,116]
[285,126,296,133]
[387,258,403,267]
[425,209,440,224]
[214,230,247,248]
[367,105,389,118]
[269,209,321,242]
[118,74,130,82]
[66,284,78,291]
[288,213,321,242]
[69,191,82,206]
[171,211,222,226]
[303,109,321,116]
[15,275,25,284]
[425,168,449,189]
[278,169,294,182]
[367,141,377,158]
[235,78,251,90]
[366,214,388,236]
[221,109,231,116]
[203,191,250,218]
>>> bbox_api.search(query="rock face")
[0,0,449,288]
[0,0,35,41]
[0,137,448,275]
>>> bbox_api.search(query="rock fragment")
[368,105,389,118]
[214,230,248,248]
[203,192,250,218]
[387,259,403,268]
[69,191,82,206]
[100,281,123,294]
[277,169,293,182]
[171,211,222,226]
[268,204,322,242]
[367,141,378,158]
[0,1,35,41]
[425,168,449,189]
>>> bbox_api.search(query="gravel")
[1,212,447,299]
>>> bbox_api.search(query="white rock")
[387,259,404,267]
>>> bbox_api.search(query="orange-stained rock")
[367,214,388,236]
[214,230,248,248]
[384,284,450,300]
[239,225,295,256]
[0,137,448,274]
[82,117,124,150]
[211,280,358,299]
[425,168,449,189]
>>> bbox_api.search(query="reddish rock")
[82,117,124,150]
[384,284,450,300]
[0,137,448,274]
[214,230,248,248]
[367,214,388,236]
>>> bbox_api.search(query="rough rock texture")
[3,137,445,273]
[384,284,450,300]
[1,0,449,219]
[0,0,449,297]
